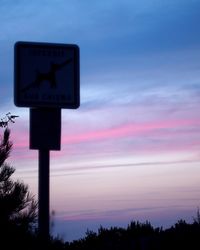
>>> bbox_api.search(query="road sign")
[14,41,80,109]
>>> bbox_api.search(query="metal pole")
[38,149,50,242]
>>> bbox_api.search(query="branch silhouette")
[0,113,19,128]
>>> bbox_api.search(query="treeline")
[1,215,200,250]
[66,217,200,250]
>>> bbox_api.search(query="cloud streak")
[62,119,200,144]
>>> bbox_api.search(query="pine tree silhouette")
[0,128,37,249]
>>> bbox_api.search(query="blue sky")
[1,0,200,242]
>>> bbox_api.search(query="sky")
[1,0,200,242]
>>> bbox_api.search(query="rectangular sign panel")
[14,41,80,109]
[30,108,61,150]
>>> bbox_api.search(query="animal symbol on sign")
[21,59,72,92]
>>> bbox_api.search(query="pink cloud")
[11,132,29,149]
[62,119,200,145]
[8,117,200,161]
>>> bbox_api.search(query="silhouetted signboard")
[14,41,80,109]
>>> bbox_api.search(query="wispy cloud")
[62,118,200,144]
[51,159,199,176]
[58,204,196,222]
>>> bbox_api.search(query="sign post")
[30,107,61,241]
[14,41,80,243]
[39,148,50,240]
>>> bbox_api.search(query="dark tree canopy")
[0,127,37,248]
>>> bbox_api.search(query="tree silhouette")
[0,127,37,249]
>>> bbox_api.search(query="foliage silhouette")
[65,212,200,250]
[0,127,37,249]
[0,112,19,128]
